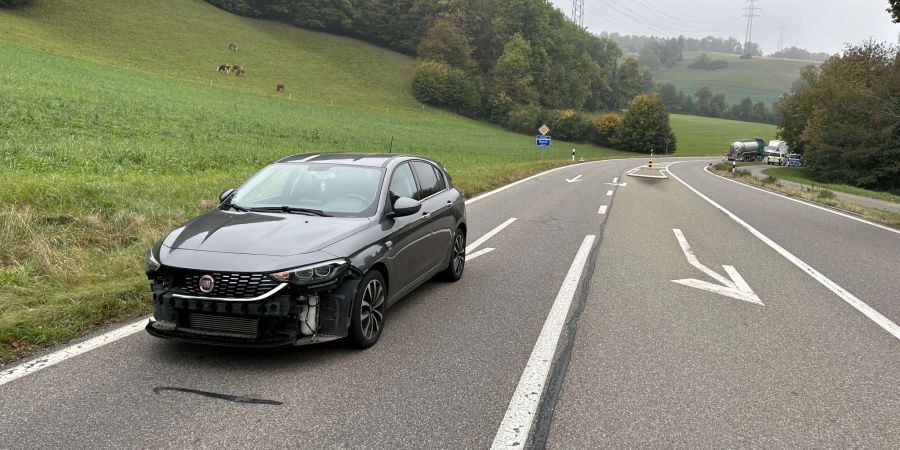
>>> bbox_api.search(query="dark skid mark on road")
[528,170,621,448]
[152,386,283,405]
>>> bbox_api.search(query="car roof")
[275,153,433,168]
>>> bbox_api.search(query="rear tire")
[348,271,386,348]
[441,229,466,282]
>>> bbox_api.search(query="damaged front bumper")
[146,272,360,347]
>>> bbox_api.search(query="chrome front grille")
[188,313,259,337]
[174,271,279,299]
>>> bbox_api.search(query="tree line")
[658,83,776,124]
[606,33,762,60]
[0,0,35,7]
[769,46,831,62]
[778,39,900,194]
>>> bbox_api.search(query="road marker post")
[648,159,653,168]
[571,148,575,161]
[732,161,736,174]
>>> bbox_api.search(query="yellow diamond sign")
[539,125,550,136]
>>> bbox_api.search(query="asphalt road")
[1,158,897,449]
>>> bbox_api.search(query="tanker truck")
[726,138,766,162]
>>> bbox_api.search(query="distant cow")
[228,42,239,52]
[276,83,285,92]
[231,64,243,74]
[217,64,230,74]
[234,67,246,76]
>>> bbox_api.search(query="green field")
[669,114,777,156]
[0,0,772,362]
[655,51,818,106]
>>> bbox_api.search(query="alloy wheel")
[360,279,385,340]
[452,233,466,276]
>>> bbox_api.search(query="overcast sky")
[548,0,899,55]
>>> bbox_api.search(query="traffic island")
[627,161,668,179]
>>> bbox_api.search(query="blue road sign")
[536,135,552,148]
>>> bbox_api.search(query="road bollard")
[732,161,736,174]
[648,159,653,168]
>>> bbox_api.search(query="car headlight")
[270,259,349,285]
[146,249,161,273]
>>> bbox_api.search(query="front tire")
[348,271,386,348]
[442,229,466,282]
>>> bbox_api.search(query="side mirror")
[219,188,235,203]
[390,197,421,218]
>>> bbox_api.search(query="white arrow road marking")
[671,164,900,339]
[598,205,608,215]
[492,235,596,450]
[671,229,764,306]
[566,175,583,183]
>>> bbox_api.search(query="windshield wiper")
[222,202,249,212]
[250,206,330,217]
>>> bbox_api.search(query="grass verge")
[709,165,900,228]
[764,168,900,204]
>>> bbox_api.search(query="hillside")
[654,51,818,106]
[0,0,420,111]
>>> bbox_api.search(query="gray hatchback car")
[145,153,467,348]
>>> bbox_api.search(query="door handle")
[420,212,431,221]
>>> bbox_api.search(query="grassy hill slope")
[1,0,420,111]
[654,51,817,106]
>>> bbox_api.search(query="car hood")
[161,209,371,257]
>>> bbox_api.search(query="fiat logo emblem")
[198,275,215,293]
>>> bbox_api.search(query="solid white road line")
[606,190,614,196]
[491,235,596,449]
[467,218,517,253]
[0,319,148,387]
[466,248,495,261]
[703,165,900,235]
[669,168,900,340]
[598,205,608,215]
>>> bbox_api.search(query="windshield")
[229,163,385,217]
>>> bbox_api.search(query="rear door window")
[411,161,444,199]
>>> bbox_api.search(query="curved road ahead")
[1,158,897,449]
